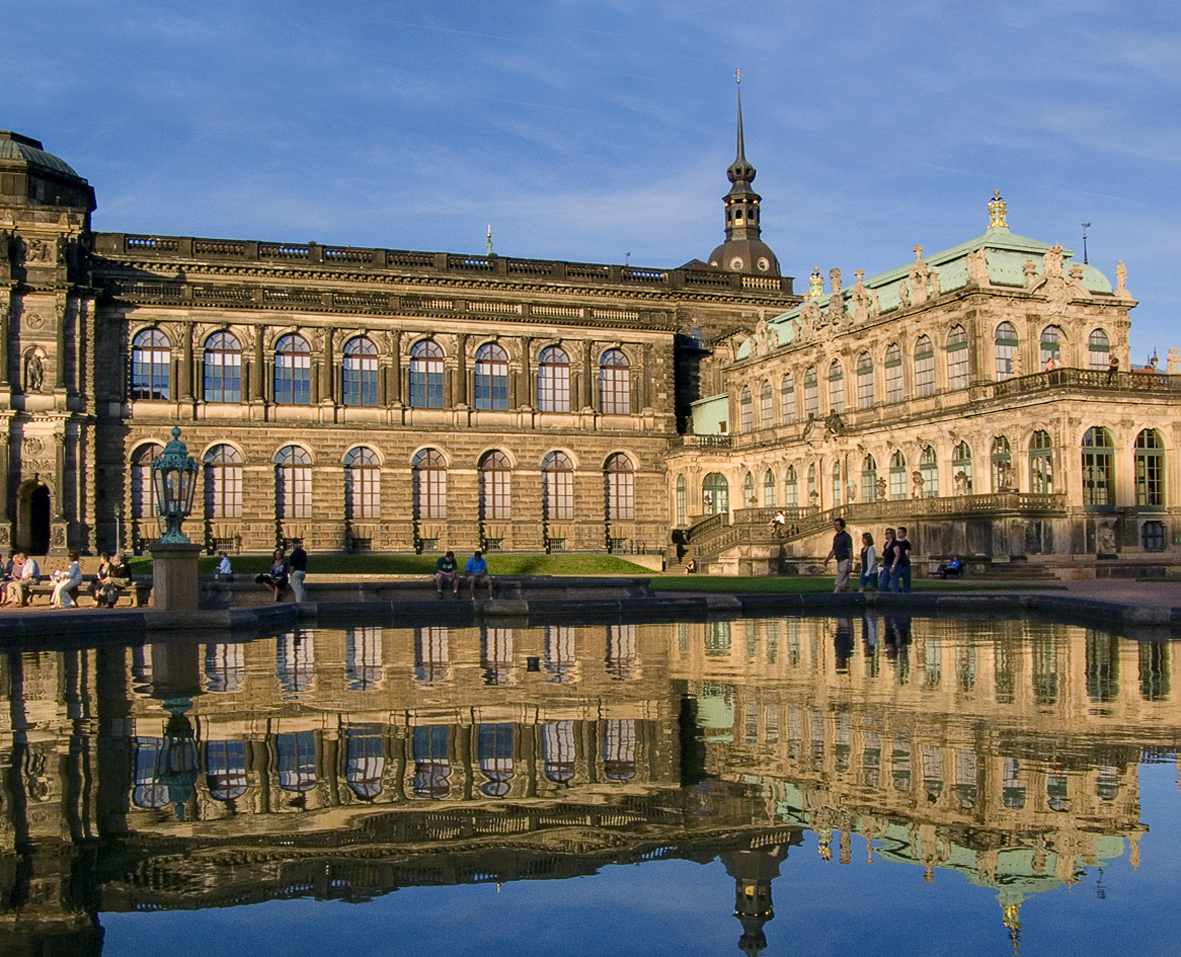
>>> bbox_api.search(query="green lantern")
[151,426,199,544]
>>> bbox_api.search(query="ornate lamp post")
[148,427,202,610]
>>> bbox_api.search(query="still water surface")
[2,614,1178,955]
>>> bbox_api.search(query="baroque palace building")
[2,94,1177,569]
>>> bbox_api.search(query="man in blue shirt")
[464,550,493,599]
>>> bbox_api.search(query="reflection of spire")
[722,845,787,957]
[1002,900,1022,955]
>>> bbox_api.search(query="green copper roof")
[0,132,80,177]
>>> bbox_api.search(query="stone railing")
[989,367,1181,396]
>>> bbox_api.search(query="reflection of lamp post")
[148,427,202,610]
[158,696,200,820]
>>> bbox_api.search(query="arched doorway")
[16,479,50,555]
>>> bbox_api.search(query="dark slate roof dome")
[0,132,80,176]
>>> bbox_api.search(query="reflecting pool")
[1,614,1178,955]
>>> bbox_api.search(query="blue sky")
[9,1,1178,359]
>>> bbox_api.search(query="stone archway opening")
[17,479,50,555]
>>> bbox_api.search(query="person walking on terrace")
[434,550,459,598]
[288,540,308,602]
[892,526,913,593]
[858,532,877,592]
[824,518,854,593]
[465,550,493,600]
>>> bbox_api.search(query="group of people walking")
[824,519,912,594]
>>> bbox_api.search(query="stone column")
[519,335,532,409]
[54,297,67,391]
[149,542,202,610]
[253,325,266,401]
[318,326,334,403]
[0,291,10,389]
[0,433,9,547]
[388,330,402,405]
[455,333,468,406]
[583,341,595,410]
[641,343,652,409]
[180,321,194,400]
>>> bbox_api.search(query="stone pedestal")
[149,542,202,611]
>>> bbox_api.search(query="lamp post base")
[148,542,202,611]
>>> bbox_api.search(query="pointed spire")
[728,69,756,186]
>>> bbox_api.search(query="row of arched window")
[130,330,635,412]
[676,427,1166,522]
[738,324,1115,430]
[130,443,638,522]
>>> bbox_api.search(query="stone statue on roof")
[1116,260,1128,296]
[967,247,989,286]
[1044,244,1064,279]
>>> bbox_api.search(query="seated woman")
[95,554,132,607]
[50,551,83,608]
[255,549,289,601]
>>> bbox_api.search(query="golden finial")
[486,224,493,256]
[809,267,823,297]
[989,190,1008,230]
[735,67,741,84]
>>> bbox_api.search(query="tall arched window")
[740,385,753,432]
[275,445,312,518]
[675,473,686,526]
[203,332,240,402]
[412,449,447,519]
[274,334,311,405]
[703,472,729,514]
[1135,429,1165,509]
[604,453,634,519]
[946,325,968,390]
[479,451,512,519]
[991,436,1012,492]
[474,343,509,410]
[953,441,974,494]
[803,366,819,418]
[760,380,774,429]
[828,360,845,414]
[342,336,379,406]
[920,446,938,498]
[861,454,878,503]
[1082,427,1114,509]
[856,352,874,409]
[409,340,444,408]
[995,322,1019,380]
[537,346,570,412]
[784,466,798,507]
[1088,329,1111,371]
[130,443,164,520]
[889,451,907,501]
[344,447,380,519]
[807,464,817,506]
[131,330,171,400]
[599,349,631,414]
[831,461,842,506]
[203,444,242,519]
[885,342,903,402]
[743,472,756,508]
[1029,431,1052,494]
[781,373,796,424]
[763,469,776,508]
[1040,326,1063,367]
[542,451,574,521]
[914,335,935,397]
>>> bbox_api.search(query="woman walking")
[858,532,878,592]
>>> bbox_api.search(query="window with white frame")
[946,325,968,390]
[542,451,574,521]
[885,342,903,402]
[828,360,845,414]
[275,445,312,518]
[995,322,1018,380]
[479,450,512,519]
[856,352,874,409]
[203,444,243,519]
[412,449,447,519]
[599,349,631,414]
[781,373,796,424]
[914,336,935,397]
[344,446,381,519]
[537,346,570,411]
[604,453,635,519]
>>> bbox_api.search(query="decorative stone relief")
[967,247,989,286]
[24,312,45,331]
[898,280,910,307]
[21,436,44,456]
[1043,244,1064,279]
[24,352,44,393]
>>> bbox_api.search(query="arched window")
[275,731,317,791]
[1030,431,1053,494]
[861,454,878,503]
[920,446,938,498]
[781,373,796,424]
[1135,429,1165,509]
[274,334,311,405]
[604,453,634,519]
[537,346,570,412]
[760,380,774,429]
[599,349,631,414]
[889,451,907,501]
[991,436,1012,492]
[763,469,776,508]
[946,325,968,390]
[203,444,242,519]
[803,366,819,418]
[885,342,903,402]
[1082,427,1115,509]
[703,472,729,514]
[856,352,874,409]
[807,464,817,506]
[342,336,379,406]
[914,335,935,397]
[995,322,1018,380]
[831,461,842,506]
[409,339,444,408]
[412,449,447,519]
[743,472,756,508]
[479,450,512,519]
[205,740,247,801]
[275,445,312,518]
[543,721,576,783]
[474,343,509,410]
[1040,326,1063,368]
[828,360,845,414]
[543,451,574,521]
[1088,329,1111,370]
[675,474,686,526]
[344,447,380,519]
[784,466,798,507]
[740,385,753,432]
[130,443,164,519]
[412,724,451,797]
[344,726,384,800]
[203,332,240,402]
[131,329,170,400]
[953,441,974,494]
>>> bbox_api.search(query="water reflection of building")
[0,617,1177,955]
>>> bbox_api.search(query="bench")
[15,557,148,608]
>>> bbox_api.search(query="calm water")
[1,615,1178,956]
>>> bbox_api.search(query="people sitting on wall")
[255,549,289,601]
[936,556,964,579]
[216,550,234,582]
[6,554,39,607]
[94,554,132,607]
[50,551,83,608]
[768,510,787,536]
[434,550,460,598]
[465,550,493,600]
